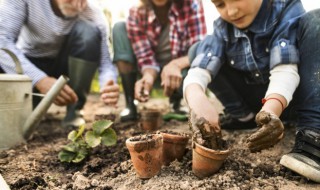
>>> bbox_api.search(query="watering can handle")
[0,48,23,74]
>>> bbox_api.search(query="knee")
[299,9,320,30]
[70,20,101,50]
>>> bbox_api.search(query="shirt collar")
[147,3,179,24]
[247,0,270,33]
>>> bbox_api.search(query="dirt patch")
[0,94,319,190]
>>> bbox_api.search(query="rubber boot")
[120,72,138,122]
[62,56,98,127]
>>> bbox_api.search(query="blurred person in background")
[0,0,120,127]
[112,0,207,122]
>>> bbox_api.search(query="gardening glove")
[189,110,222,149]
[246,111,284,152]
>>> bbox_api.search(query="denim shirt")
[192,0,305,84]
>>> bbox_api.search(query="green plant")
[58,120,117,163]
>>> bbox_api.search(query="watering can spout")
[23,75,69,139]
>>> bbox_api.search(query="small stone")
[91,179,99,187]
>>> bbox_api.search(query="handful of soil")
[189,112,225,150]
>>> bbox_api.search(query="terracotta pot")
[126,134,163,179]
[139,110,162,131]
[192,141,230,179]
[160,131,189,166]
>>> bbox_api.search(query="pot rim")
[193,141,230,159]
[160,132,189,144]
[126,134,163,151]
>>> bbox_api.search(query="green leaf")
[92,120,113,135]
[58,150,76,163]
[67,125,85,142]
[85,131,101,148]
[101,128,117,146]
[72,153,86,163]
[62,143,78,153]
[67,130,78,142]
[77,125,85,138]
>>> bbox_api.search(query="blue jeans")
[189,9,320,130]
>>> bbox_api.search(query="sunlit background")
[97,0,320,34]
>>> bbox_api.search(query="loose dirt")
[0,94,319,190]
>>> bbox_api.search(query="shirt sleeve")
[269,1,305,69]
[190,21,226,79]
[265,64,300,106]
[0,0,47,86]
[126,7,159,72]
[186,0,207,47]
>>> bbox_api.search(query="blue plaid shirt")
[192,0,305,84]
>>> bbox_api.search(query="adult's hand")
[161,61,182,97]
[35,76,78,106]
[100,80,119,106]
[134,68,157,102]
[246,111,284,152]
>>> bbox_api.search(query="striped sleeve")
[0,0,47,85]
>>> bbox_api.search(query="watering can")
[0,48,68,150]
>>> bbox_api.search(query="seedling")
[58,120,117,163]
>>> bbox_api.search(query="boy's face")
[151,0,169,7]
[211,0,263,29]
[55,0,87,18]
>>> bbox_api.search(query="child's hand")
[189,110,222,148]
[246,111,284,152]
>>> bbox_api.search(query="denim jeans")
[188,9,320,129]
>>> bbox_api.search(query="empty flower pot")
[160,131,189,166]
[126,134,163,179]
[139,109,162,131]
[192,141,230,179]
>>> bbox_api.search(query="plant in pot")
[126,133,163,179]
[58,120,117,163]
[189,112,230,179]
[158,130,189,166]
[139,109,162,131]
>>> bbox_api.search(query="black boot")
[120,72,138,122]
[62,56,98,127]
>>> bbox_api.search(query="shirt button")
[230,60,235,65]
[207,52,212,57]
[280,42,287,47]
[265,48,269,53]
[255,73,260,77]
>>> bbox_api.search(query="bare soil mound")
[0,94,319,190]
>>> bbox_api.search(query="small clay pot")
[160,131,189,166]
[192,141,230,179]
[126,134,163,179]
[139,110,162,131]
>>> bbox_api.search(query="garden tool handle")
[0,48,23,74]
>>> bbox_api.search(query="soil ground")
[1,93,320,190]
